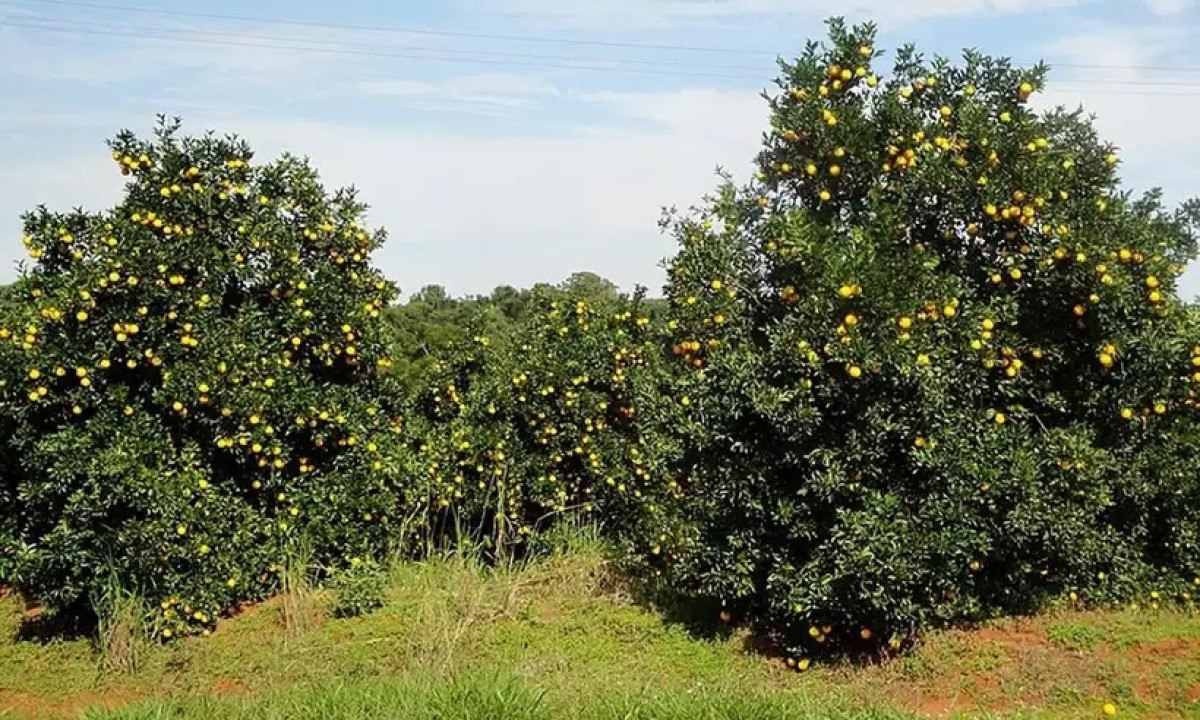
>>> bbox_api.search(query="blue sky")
[1,0,1198,299]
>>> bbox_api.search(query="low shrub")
[329,558,388,619]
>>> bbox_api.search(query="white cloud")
[580,87,765,142]
[1037,25,1197,193]
[1037,24,1199,297]
[1144,0,1195,15]
[357,73,562,115]
[2,9,1196,300]
[489,0,1085,29]
[1040,23,1188,80]
[0,19,447,88]
[0,150,121,275]
[1064,87,1200,296]
[0,23,292,84]
[1183,266,1200,300]
[4,74,1195,298]
[1,89,767,296]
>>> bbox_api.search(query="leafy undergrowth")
[1,548,1198,720]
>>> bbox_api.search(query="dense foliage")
[0,120,406,636]
[0,283,21,585]
[0,140,671,635]
[328,557,388,618]
[400,282,676,554]
[382,273,634,393]
[647,19,1200,658]
[1,20,1198,660]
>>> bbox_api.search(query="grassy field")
[1,538,1198,719]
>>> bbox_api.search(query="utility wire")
[4,0,781,55]
[1039,62,1200,75]
[7,14,1200,94]
[8,0,1200,76]
[1052,79,1200,89]
[5,6,1200,95]
[0,11,773,73]
[0,18,767,80]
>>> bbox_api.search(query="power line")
[1044,62,1200,75]
[0,18,767,81]
[1054,79,1200,89]
[16,10,1200,84]
[1051,85,1200,97]
[9,0,1200,77]
[9,20,1200,99]
[5,7,1200,96]
[0,11,773,74]
[7,13,1200,95]
[4,0,781,55]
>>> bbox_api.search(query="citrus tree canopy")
[646,19,1200,658]
[0,119,404,637]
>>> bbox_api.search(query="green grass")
[84,673,914,720]
[1047,621,1106,651]
[2,541,1199,720]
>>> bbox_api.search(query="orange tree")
[0,282,21,585]
[0,119,406,636]
[645,20,1200,659]
[401,284,678,555]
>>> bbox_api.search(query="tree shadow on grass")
[608,559,927,669]
[11,597,95,645]
[610,565,737,644]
